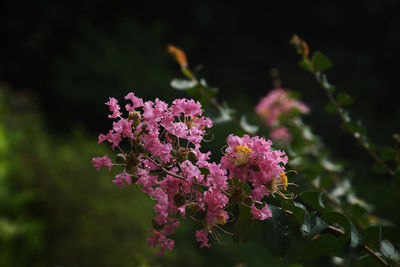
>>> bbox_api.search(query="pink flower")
[251,204,272,220]
[98,130,122,149]
[125,92,144,112]
[91,155,112,171]
[170,98,202,117]
[152,187,169,225]
[221,134,287,201]
[255,88,309,127]
[270,127,292,143]
[105,97,122,119]
[195,229,211,248]
[113,172,132,188]
[113,118,134,139]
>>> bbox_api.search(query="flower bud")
[187,151,197,163]
[128,111,141,127]
[115,153,127,164]
[176,147,189,163]
[173,191,186,207]
[127,151,139,167]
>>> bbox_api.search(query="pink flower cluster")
[255,88,309,143]
[221,135,288,219]
[92,93,289,255]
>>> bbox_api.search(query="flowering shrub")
[92,93,290,255]
[92,38,400,266]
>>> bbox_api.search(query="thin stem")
[282,209,388,266]
[319,76,395,177]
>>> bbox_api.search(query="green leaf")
[300,191,328,212]
[336,91,353,106]
[380,239,394,258]
[281,200,306,224]
[312,51,333,72]
[298,234,345,260]
[170,79,197,90]
[306,212,328,238]
[357,255,382,267]
[380,147,397,162]
[262,205,292,257]
[363,226,381,250]
[300,208,311,237]
[233,204,261,243]
[347,121,366,135]
[372,162,386,174]
[325,102,337,114]
[199,167,210,179]
[321,211,360,248]
[299,57,313,72]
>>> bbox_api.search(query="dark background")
[0,1,399,266]
[1,1,400,142]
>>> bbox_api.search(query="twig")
[317,75,395,177]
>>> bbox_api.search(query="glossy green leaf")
[300,191,328,212]
[312,51,333,72]
[262,205,292,257]
[380,239,394,258]
[281,200,306,224]
[298,234,345,260]
[233,204,260,243]
[336,91,353,106]
[321,211,360,248]
[306,212,328,238]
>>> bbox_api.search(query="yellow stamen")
[233,145,252,166]
[279,172,288,191]
[215,211,227,225]
[235,145,252,155]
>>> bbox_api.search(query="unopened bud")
[127,151,139,167]
[115,153,127,164]
[128,111,141,127]
[176,147,189,163]
[187,151,197,163]
[173,191,186,207]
